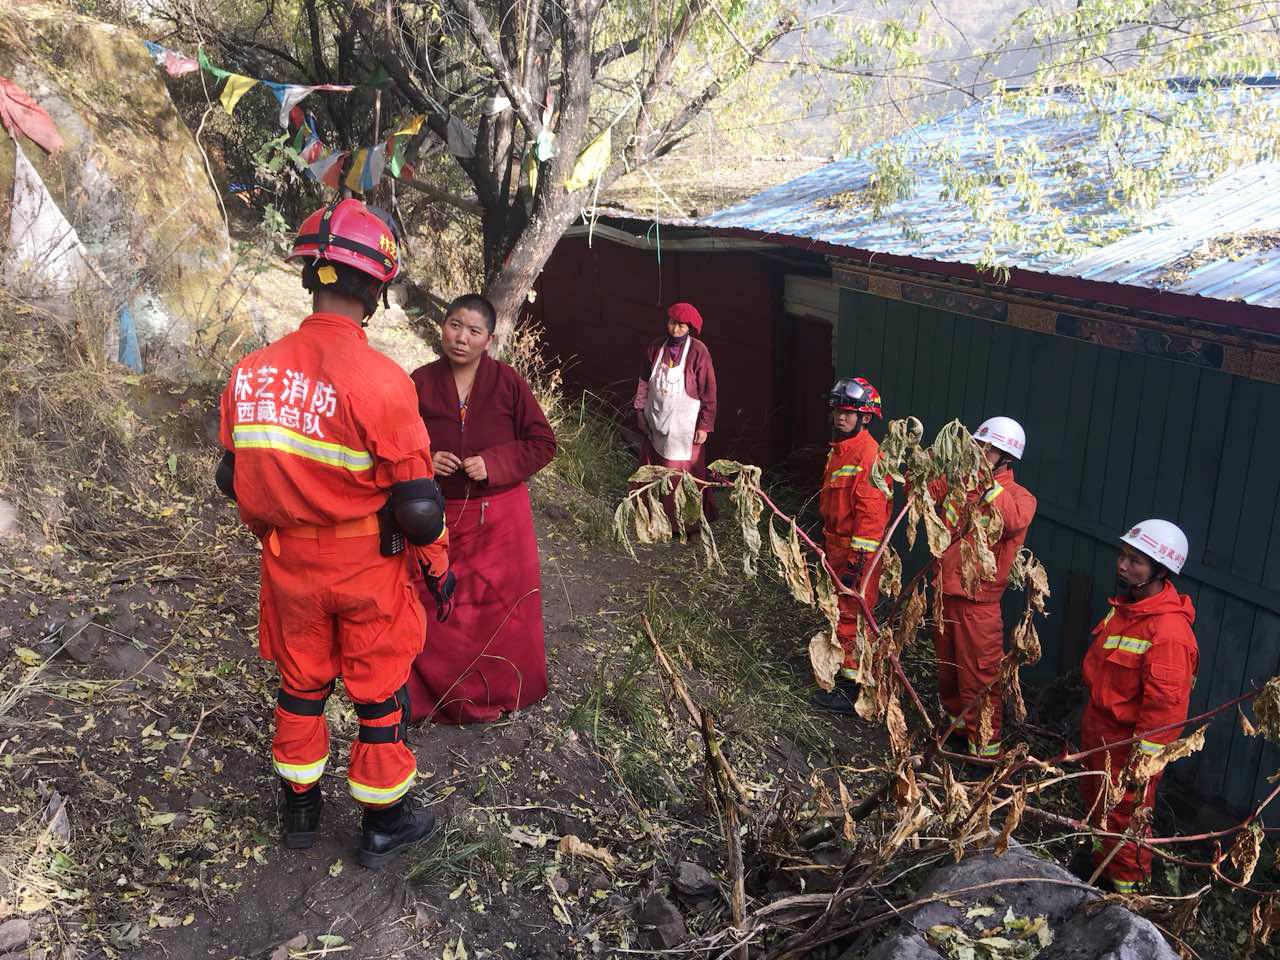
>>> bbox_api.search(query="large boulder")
[0,2,238,369]
[864,845,1176,960]
[910,843,1098,931]
[1038,904,1178,960]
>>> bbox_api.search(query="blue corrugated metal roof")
[703,84,1280,308]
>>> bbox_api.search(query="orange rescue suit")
[819,429,892,678]
[219,313,447,807]
[1079,581,1197,890]
[931,466,1036,755]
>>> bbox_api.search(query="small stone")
[59,615,100,664]
[188,790,211,809]
[551,876,570,895]
[862,933,944,960]
[0,919,32,952]
[673,861,718,899]
[637,893,687,949]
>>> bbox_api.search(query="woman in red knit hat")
[632,302,719,523]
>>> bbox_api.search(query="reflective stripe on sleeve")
[348,769,416,806]
[983,483,1004,504]
[850,536,880,552]
[1103,635,1152,654]
[274,754,327,786]
[830,465,863,479]
[1138,740,1163,756]
[968,740,1001,757]
[232,424,373,472]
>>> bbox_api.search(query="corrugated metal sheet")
[703,86,1280,308]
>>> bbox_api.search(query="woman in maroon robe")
[633,301,718,521]
[407,294,557,723]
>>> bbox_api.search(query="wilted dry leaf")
[808,629,842,692]
[1024,555,1050,613]
[1003,659,1027,724]
[941,763,971,829]
[1010,612,1041,665]
[1252,894,1280,947]
[972,518,999,582]
[1228,823,1264,886]
[855,681,880,722]
[769,519,814,605]
[905,495,921,552]
[724,464,764,576]
[995,787,1026,857]
[558,834,617,869]
[816,562,841,633]
[837,779,856,842]
[879,545,902,599]
[977,698,995,757]
[1253,678,1280,742]
[893,759,921,808]
[1128,727,1206,784]
[894,586,928,658]
[1241,707,1260,738]
[923,498,952,558]
[886,695,909,757]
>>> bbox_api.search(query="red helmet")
[829,377,882,418]
[288,198,400,283]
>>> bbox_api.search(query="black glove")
[841,557,866,591]
[425,568,456,622]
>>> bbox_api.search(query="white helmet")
[973,416,1026,460]
[1120,519,1189,575]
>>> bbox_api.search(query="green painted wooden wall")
[837,287,1280,817]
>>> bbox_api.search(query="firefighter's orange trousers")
[259,525,425,807]
[1078,721,1161,891]
[933,596,1004,756]
[828,542,880,679]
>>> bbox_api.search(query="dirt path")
[0,392,880,960]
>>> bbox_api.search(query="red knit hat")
[667,301,704,335]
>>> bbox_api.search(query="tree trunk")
[483,202,579,354]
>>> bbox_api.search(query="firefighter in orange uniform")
[1078,519,1198,893]
[932,417,1036,758]
[811,377,891,714]
[216,199,453,868]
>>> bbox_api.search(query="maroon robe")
[407,353,556,723]
[633,335,718,521]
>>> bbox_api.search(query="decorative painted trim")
[832,261,1280,385]
[900,280,1007,323]
[1054,314,1225,370]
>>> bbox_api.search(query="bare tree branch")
[592,36,643,74]
[404,177,483,215]
[448,0,545,137]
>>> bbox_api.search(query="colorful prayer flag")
[565,126,611,192]
[309,151,347,189]
[219,75,259,114]
[0,77,63,153]
[144,40,198,77]
[446,116,475,158]
[197,48,232,81]
[392,115,425,138]
[523,149,538,195]
[265,82,317,128]
[344,143,386,193]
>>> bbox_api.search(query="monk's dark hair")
[445,293,497,334]
[301,260,382,319]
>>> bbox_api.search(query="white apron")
[645,339,700,461]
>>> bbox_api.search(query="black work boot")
[357,795,441,870]
[810,677,859,715]
[280,781,323,849]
